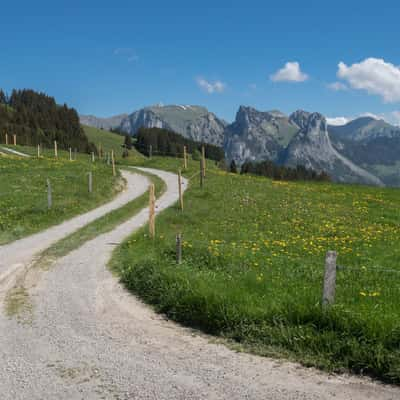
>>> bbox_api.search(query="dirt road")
[0,168,398,399]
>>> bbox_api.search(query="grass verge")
[0,152,123,244]
[111,158,400,384]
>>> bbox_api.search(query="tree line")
[134,127,225,161]
[236,159,331,182]
[0,89,95,153]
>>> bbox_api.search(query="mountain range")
[80,105,400,187]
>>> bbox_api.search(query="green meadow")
[111,156,400,383]
[0,152,121,244]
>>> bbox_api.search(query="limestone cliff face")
[120,105,226,146]
[224,108,384,186]
[224,106,298,165]
[282,112,384,186]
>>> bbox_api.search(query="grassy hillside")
[0,151,122,244]
[111,157,400,383]
[82,125,144,163]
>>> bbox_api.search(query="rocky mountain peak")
[289,110,311,130]
[303,112,328,138]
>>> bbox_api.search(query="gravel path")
[0,146,30,157]
[0,170,148,290]
[0,168,399,399]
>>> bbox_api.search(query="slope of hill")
[82,125,144,162]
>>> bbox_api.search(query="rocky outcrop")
[120,105,226,146]
[224,106,298,165]
[282,112,384,186]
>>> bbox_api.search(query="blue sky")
[1,0,400,124]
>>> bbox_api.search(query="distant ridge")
[80,104,400,187]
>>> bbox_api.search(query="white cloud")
[388,111,400,126]
[327,81,348,91]
[326,117,351,126]
[114,47,138,62]
[337,58,400,102]
[196,77,226,94]
[270,61,309,82]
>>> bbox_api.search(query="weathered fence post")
[47,179,52,209]
[69,147,72,161]
[149,145,153,159]
[54,140,58,158]
[178,169,183,211]
[88,171,93,193]
[13,134,16,146]
[322,251,337,307]
[200,158,204,188]
[91,152,95,162]
[183,146,188,170]
[5,133,8,145]
[201,145,206,178]
[37,144,40,158]
[111,150,116,176]
[176,233,182,264]
[74,148,77,161]
[149,183,155,238]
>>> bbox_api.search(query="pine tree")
[124,134,133,149]
[230,160,238,173]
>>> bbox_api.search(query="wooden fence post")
[176,233,182,264]
[111,150,116,176]
[74,148,77,161]
[13,134,16,146]
[149,145,153,159]
[5,133,8,145]
[88,171,93,193]
[149,183,155,238]
[47,179,52,209]
[69,147,72,161]
[178,169,184,211]
[200,158,204,188]
[91,152,95,162]
[37,144,40,158]
[201,145,206,178]
[54,140,58,158]
[183,146,188,170]
[322,251,337,306]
